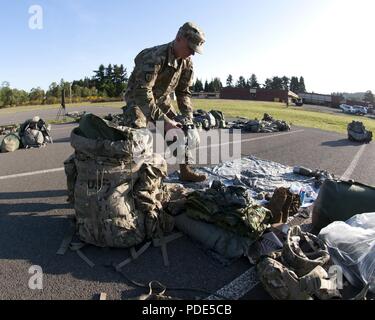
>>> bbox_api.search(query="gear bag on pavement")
[312,179,375,231]
[65,114,173,248]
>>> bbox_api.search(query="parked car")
[339,104,356,114]
[353,105,368,115]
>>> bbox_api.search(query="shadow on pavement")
[0,190,67,200]
[0,189,246,300]
[53,137,71,144]
[321,139,364,148]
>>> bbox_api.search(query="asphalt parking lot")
[1,106,374,300]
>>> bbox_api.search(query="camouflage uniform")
[124,41,195,128]
[123,22,206,169]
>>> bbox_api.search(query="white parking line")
[341,144,367,180]
[1,130,304,181]
[195,129,305,151]
[0,168,64,181]
[207,267,258,300]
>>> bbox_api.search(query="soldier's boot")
[267,188,288,224]
[179,164,207,183]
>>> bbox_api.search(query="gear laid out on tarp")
[228,114,290,133]
[64,113,173,248]
[171,180,272,261]
[166,156,326,209]
[312,179,375,231]
[319,212,375,294]
[347,121,372,143]
[186,180,272,239]
[257,225,341,300]
[266,187,301,224]
[293,166,334,188]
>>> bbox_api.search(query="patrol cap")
[32,116,40,122]
[178,22,206,54]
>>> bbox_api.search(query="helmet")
[282,226,330,277]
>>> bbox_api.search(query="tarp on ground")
[166,156,320,208]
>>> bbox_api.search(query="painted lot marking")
[0,168,64,181]
[341,144,367,180]
[0,130,304,181]
[195,129,305,150]
[207,267,258,300]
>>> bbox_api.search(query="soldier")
[123,22,207,182]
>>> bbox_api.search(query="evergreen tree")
[299,76,306,93]
[364,90,374,104]
[281,76,290,90]
[93,64,106,93]
[212,77,223,91]
[236,76,246,88]
[226,74,233,87]
[204,80,209,92]
[263,78,273,89]
[290,77,299,93]
[194,79,204,92]
[271,76,283,90]
[249,74,260,88]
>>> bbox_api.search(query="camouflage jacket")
[124,41,194,123]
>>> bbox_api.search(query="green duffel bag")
[1,133,20,153]
[312,179,375,231]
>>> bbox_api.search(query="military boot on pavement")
[179,164,207,183]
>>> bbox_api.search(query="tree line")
[224,74,306,93]
[0,64,128,108]
[192,74,307,93]
[332,91,375,104]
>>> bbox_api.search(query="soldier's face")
[175,36,195,59]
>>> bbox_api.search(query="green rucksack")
[312,179,375,231]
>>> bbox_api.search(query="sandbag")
[1,133,20,153]
[312,179,375,231]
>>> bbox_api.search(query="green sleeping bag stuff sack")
[312,179,375,231]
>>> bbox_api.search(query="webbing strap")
[56,220,76,256]
[152,232,184,247]
[115,242,151,271]
[76,249,95,268]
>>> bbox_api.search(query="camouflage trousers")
[123,104,199,165]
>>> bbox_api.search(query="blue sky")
[0,0,374,94]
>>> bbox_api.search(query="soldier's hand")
[165,119,182,132]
